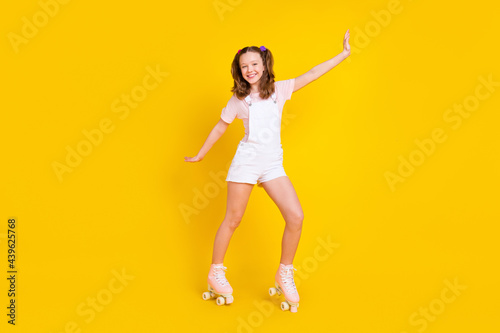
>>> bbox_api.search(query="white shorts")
[226,142,287,185]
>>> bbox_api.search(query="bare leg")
[211,181,254,264]
[261,176,304,265]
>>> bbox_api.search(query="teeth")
[248,74,256,78]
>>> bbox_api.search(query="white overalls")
[226,92,287,185]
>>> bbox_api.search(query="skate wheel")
[269,287,276,296]
[216,296,225,306]
[202,292,211,300]
[290,305,298,313]
[225,295,234,304]
[281,301,290,311]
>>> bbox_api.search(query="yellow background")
[1,0,499,332]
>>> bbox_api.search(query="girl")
[185,30,351,312]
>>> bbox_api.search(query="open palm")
[343,29,351,56]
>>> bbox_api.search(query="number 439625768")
[8,218,16,269]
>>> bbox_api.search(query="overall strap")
[245,93,277,106]
[245,95,252,106]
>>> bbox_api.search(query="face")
[239,52,265,84]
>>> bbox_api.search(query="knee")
[286,211,304,231]
[224,214,244,230]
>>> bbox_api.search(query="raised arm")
[184,118,229,162]
[293,29,351,93]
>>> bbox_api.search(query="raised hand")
[343,29,351,56]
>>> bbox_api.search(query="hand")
[184,155,203,162]
[342,29,351,57]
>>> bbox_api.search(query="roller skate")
[202,263,234,306]
[269,263,300,312]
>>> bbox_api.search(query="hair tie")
[260,46,266,52]
[237,49,241,54]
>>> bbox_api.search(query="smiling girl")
[185,29,351,312]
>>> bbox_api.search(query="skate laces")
[280,266,298,294]
[212,265,229,287]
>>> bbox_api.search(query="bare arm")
[293,29,351,93]
[184,118,229,162]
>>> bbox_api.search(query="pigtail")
[231,46,276,100]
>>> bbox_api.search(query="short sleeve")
[220,96,238,124]
[282,78,295,101]
[275,78,295,106]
